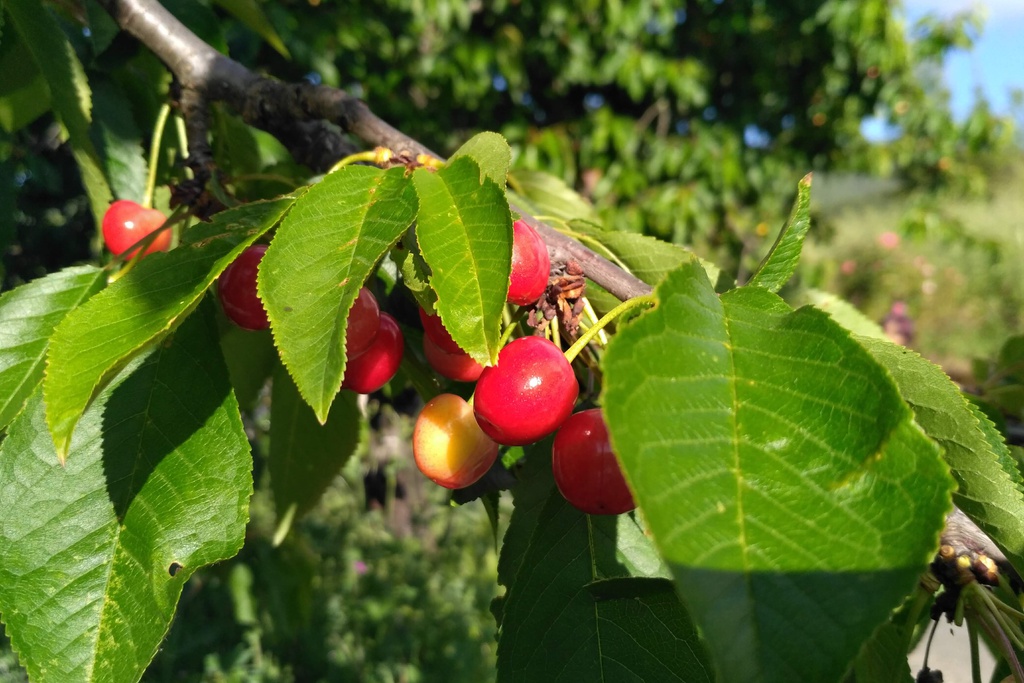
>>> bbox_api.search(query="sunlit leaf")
[747,173,812,292]
[413,157,511,365]
[0,306,251,683]
[45,197,293,461]
[602,259,953,683]
[259,166,416,421]
[0,266,106,431]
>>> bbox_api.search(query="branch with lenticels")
[95,0,1006,579]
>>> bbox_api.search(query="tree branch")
[96,0,653,301]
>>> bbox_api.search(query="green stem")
[564,294,655,364]
[143,103,172,208]
[967,616,982,683]
[327,147,397,174]
[497,308,527,348]
[175,114,189,161]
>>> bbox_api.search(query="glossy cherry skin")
[553,409,636,515]
[101,200,171,258]
[218,245,270,331]
[413,393,499,489]
[473,336,578,446]
[423,334,484,382]
[507,219,550,306]
[346,287,381,358]
[418,306,462,354]
[341,313,404,393]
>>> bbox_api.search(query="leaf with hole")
[0,306,250,683]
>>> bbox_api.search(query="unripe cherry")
[341,313,404,394]
[218,245,270,331]
[552,409,635,515]
[473,336,578,446]
[413,393,499,489]
[507,219,550,306]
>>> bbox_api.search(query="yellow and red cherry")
[102,199,171,258]
[418,306,462,354]
[342,313,404,393]
[413,393,499,489]
[346,287,381,358]
[552,409,636,515]
[473,336,578,446]
[218,244,270,331]
[507,219,550,306]
[423,334,484,382]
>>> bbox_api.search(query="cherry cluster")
[413,220,635,516]
[102,202,633,516]
[215,246,404,395]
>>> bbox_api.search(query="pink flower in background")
[353,560,368,575]
[840,259,857,275]
[877,231,901,250]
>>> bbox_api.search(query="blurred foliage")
[2,0,1017,286]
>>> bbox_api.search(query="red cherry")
[413,393,499,489]
[473,336,578,446]
[423,334,484,382]
[342,313,404,393]
[346,287,381,358]
[101,199,171,258]
[507,219,550,306]
[218,245,269,331]
[418,306,462,354]
[553,409,635,515]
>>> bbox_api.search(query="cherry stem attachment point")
[328,147,394,174]
[564,293,655,364]
[143,103,172,209]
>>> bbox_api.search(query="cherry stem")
[563,294,655,364]
[497,307,527,348]
[175,114,190,161]
[328,147,394,174]
[143,103,172,209]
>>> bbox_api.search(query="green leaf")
[90,77,147,203]
[218,325,276,411]
[508,169,599,223]
[601,259,953,683]
[0,266,106,432]
[0,34,49,133]
[450,131,511,187]
[212,0,290,58]
[496,454,712,682]
[6,0,111,227]
[797,288,888,340]
[259,166,417,421]
[413,157,511,365]
[860,338,1024,578]
[0,306,251,683]
[747,173,812,292]
[269,363,364,545]
[45,197,294,461]
[847,620,915,683]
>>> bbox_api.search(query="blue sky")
[903,0,1024,120]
